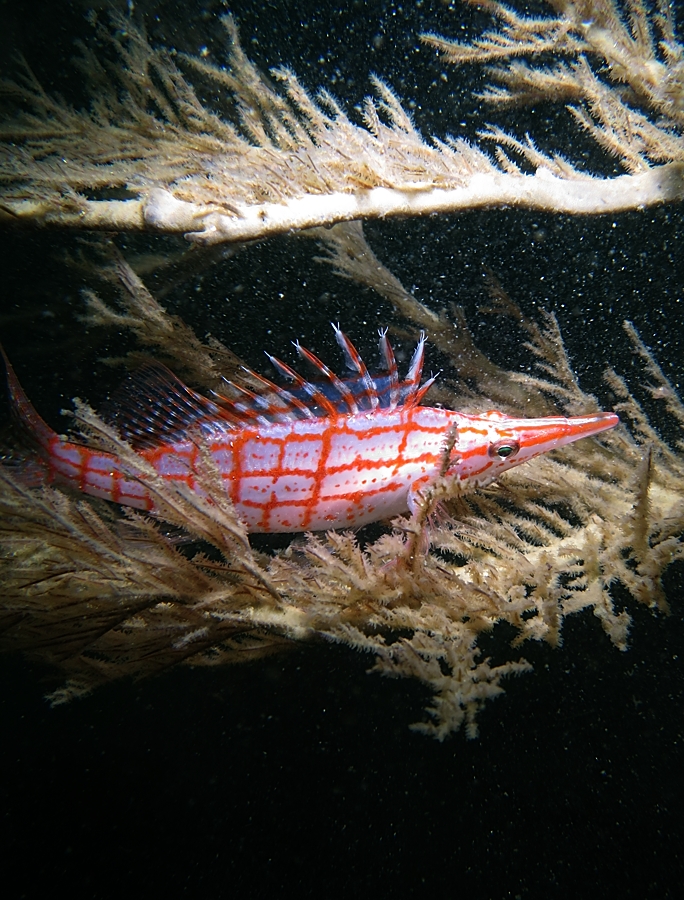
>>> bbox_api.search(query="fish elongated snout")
[555,411,619,443]
[517,411,620,453]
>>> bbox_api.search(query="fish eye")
[489,440,520,459]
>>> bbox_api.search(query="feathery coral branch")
[1,4,683,243]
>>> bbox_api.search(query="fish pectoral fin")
[407,476,434,516]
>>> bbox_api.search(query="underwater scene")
[2,0,684,896]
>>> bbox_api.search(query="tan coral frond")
[2,5,684,242]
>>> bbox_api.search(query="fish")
[1,326,619,533]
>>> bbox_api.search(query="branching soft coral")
[2,254,682,738]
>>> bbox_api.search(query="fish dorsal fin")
[212,369,315,425]
[103,362,222,448]
[261,326,436,417]
[103,329,438,444]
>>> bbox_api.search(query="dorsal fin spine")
[269,353,338,418]
[407,374,438,408]
[332,325,379,410]
[295,341,359,415]
[250,362,314,420]
[402,331,426,402]
[378,328,399,410]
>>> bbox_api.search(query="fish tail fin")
[1,344,57,469]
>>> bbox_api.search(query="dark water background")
[2,0,684,896]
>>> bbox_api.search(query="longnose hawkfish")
[1,327,618,533]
